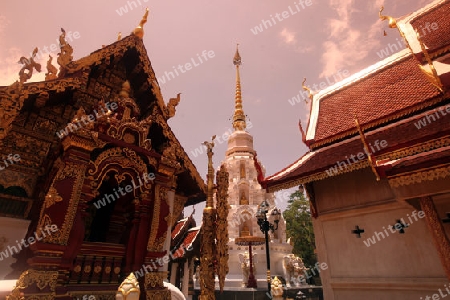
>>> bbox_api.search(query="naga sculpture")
[18,47,41,83]
[45,55,58,80]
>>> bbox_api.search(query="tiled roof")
[172,228,200,259]
[171,217,196,249]
[171,218,188,240]
[410,0,450,53]
[265,102,450,191]
[308,54,441,147]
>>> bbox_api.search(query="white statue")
[163,282,186,300]
[239,251,257,287]
[283,254,308,287]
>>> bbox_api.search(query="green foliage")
[283,189,317,267]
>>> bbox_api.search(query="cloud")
[280,28,296,45]
[279,28,314,54]
[0,16,10,37]
[319,0,383,77]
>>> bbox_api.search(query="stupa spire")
[232,44,246,131]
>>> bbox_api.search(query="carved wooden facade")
[0,32,205,300]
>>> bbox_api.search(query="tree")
[283,189,317,267]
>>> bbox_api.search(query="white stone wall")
[221,130,293,287]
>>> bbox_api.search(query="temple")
[263,0,450,299]
[0,10,206,300]
[220,47,295,288]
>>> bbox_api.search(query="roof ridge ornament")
[167,93,181,119]
[302,78,313,103]
[133,8,149,39]
[379,6,397,29]
[45,55,58,81]
[379,6,414,52]
[379,6,443,92]
[57,28,74,77]
[18,47,41,83]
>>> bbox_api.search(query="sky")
[0,0,432,221]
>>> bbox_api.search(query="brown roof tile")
[411,1,450,53]
[311,55,441,147]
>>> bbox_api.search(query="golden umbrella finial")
[232,44,247,131]
[133,8,149,39]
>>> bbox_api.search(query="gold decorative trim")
[388,164,450,187]
[378,136,450,161]
[117,272,140,299]
[215,164,230,292]
[38,161,86,245]
[267,160,369,193]
[147,185,165,252]
[7,270,58,300]
[144,271,168,289]
[36,214,62,244]
[172,195,188,226]
[268,135,450,193]
[88,147,147,179]
[44,187,63,209]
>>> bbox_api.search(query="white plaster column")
[182,260,189,298]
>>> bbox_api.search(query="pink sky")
[0,0,432,217]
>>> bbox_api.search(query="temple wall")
[312,167,448,300]
[314,168,395,214]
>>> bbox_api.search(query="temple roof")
[265,101,450,192]
[306,50,442,148]
[407,0,450,54]
[264,0,450,192]
[170,215,200,260]
[171,216,196,248]
[172,228,201,259]
[0,28,206,207]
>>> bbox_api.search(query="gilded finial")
[203,135,216,208]
[118,32,122,41]
[120,80,131,98]
[232,44,247,131]
[233,44,242,66]
[116,272,140,300]
[133,8,149,39]
[379,6,397,29]
[302,78,313,103]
